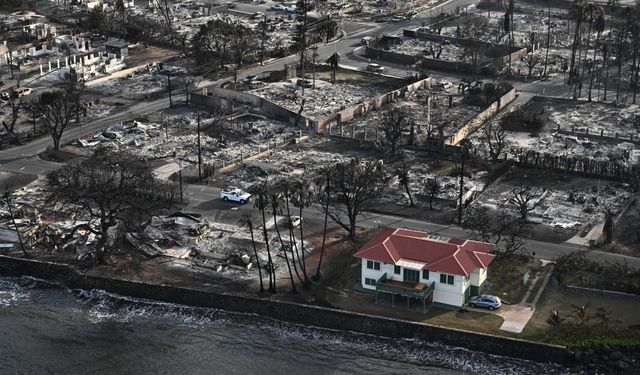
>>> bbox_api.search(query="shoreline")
[0,254,570,366]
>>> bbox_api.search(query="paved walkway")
[498,264,555,333]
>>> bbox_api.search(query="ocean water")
[0,276,568,374]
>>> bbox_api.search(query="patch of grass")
[547,323,640,347]
[423,308,504,335]
[487,255,540,304]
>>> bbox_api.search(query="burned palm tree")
[280,179,305,287]
[249,181,276,293]
[268,179,297,293]
[239,212,264,293]
[290,176,313,287]
[313,166,333,281]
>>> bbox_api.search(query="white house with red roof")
[354,227,496,310]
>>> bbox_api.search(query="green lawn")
[486,255,541,304]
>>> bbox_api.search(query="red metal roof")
[354,227,496,276]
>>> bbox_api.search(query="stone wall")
[0,254,570,366]
[445,88,517,145]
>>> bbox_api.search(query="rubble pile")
[381,161,487,208]
[90,65,182,99]
[348,84,482,140]
[389,39,468,63]
[247,78,381,119]
[473,100,640,166]
[221,138,357,189]
[473,173,633,230]
[74,112,298,170]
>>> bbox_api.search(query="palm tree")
[249,181,276,293]
[240,212,264,293]
[268,180,297,293]
[313,166,332,281]
[628,5,640,104]
[588,6,605,101]
[543,0,552,78]
[576,3,595,98]
[290,176,313,286]
[569,303,591,325]
[280,179,306,286]
[568,0,587,98]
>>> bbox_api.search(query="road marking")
[19,167,25,171]
[200,188,205,191]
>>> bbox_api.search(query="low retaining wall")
[445,88,517,145]
[191,86,311,128]
[364,46,488,75]
[566,285,640,302]
[0,254,569,366]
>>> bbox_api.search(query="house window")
[365,278,376,286]
[440,273,455,285]
[366,260,381,270]
[403,269,420,283]
[394,265,401,275]
[422,270,429,280]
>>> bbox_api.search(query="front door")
[403,269,420,283]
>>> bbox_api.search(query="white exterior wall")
[470,267,487,287]
[360,258,392,290]
[430,271,465,307]
[360,258,484,308]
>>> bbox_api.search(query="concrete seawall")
[0,254,570,365]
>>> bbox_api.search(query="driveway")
[466,304,535,334]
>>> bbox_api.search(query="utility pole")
[167,73,173,108]
[3,190,28,258]
[260,13,267,66]
[197,113,202,181]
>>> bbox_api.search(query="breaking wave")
[0,276,62,306]
[69,287,568,374]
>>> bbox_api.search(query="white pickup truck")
[219,188,252,204]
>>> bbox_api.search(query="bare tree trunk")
[272,207,297,293]
[247,220,264,293]
[314,175,330,281]
[259,199,275,292]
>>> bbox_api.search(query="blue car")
[469,295,502,310]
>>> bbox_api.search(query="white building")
[354,227,495,311]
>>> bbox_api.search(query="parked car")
[271,4,286,11]
[16,87,33,97]
[366,63,384,73]
[283,216,303,228]
[220,188,252,204]
[285,5,297,12]
[391,15,406,22]
[469,295,502,310]
[434,80,453,91]
[360,36,374,46]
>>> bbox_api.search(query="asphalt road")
[182,183,640,268]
